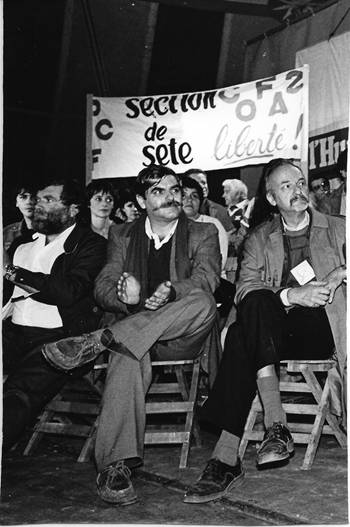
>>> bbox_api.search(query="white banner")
[90,67,309,179]
[296,33,349,175]
[296,33,349,138]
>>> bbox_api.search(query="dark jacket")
[13,223,107,336]
[200,198,232,231]
[317,183,345,216]
[94,218,221,316]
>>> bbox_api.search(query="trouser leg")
[94,290,217,471]
[201,289,334,438]
[201,290,287,437]
[3,342,92,451]
[107,289,216,360]
[94,353,152,471]
[3,321,65,375]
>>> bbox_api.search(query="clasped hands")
[117,272,172,311]
[287,266,346,307]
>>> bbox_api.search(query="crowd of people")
[2,152,347,506]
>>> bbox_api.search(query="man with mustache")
[184,158,346,503]
[2,177,106,450]
[42,164,221,505]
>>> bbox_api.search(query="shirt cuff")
[280,288,292,307]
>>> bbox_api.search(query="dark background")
[3,0,293,224]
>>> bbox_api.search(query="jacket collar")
[269,208,328,235]
[63,222,91,253]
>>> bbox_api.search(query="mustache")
[290,195,308,205]
[152,200,181,211]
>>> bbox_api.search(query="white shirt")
[194,214,228,276]
[11,224,75,328]
[145,217,178,250]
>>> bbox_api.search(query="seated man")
[184,168,232,231]
[3,177,107,450]
[42,164,221,506]
[184,158,346,503]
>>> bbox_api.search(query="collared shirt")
[144,216,178,250]
[281,211,310,232]
[11,224,75,328]
[228,199,249,217]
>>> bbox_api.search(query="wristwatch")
[4,264,18,281]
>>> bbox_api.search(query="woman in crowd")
[114,187,141,224]
[84,180,116,239]
[3,183,36,257]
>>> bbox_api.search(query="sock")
[100,328,116,348]
[212,430,240,466]
[257,374,287,429]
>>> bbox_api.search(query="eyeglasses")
[35,196,63,204]
[311,181,329,192]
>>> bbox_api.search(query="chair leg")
[301,389,328,470]
[77,415,100,463]
[179,360,200,469]
[23,392,64,456]
[175,365,189,400]
[301,366,347,448]
[238,394,261,460]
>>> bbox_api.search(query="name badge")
[290,260,316,285]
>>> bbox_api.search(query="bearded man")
[2,177,107,450]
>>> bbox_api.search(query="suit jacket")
[94,217,221,317]
[200,198,232,232]
[13,223,107,336]
[236,210,346,372]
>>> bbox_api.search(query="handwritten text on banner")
[90,67,309,179]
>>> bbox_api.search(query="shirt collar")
[32,223,76,245]
[145,217,178,250]
[281,211,310,232]
[228,199,248,216]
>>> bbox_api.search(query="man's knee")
[241,289,276,307]
[238,289,283,319]
[187,289,217,323]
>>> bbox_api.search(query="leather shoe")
[183,458,244,504]
[97,461,138,505]
[42,332,105,371]
[257,422,294,466]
